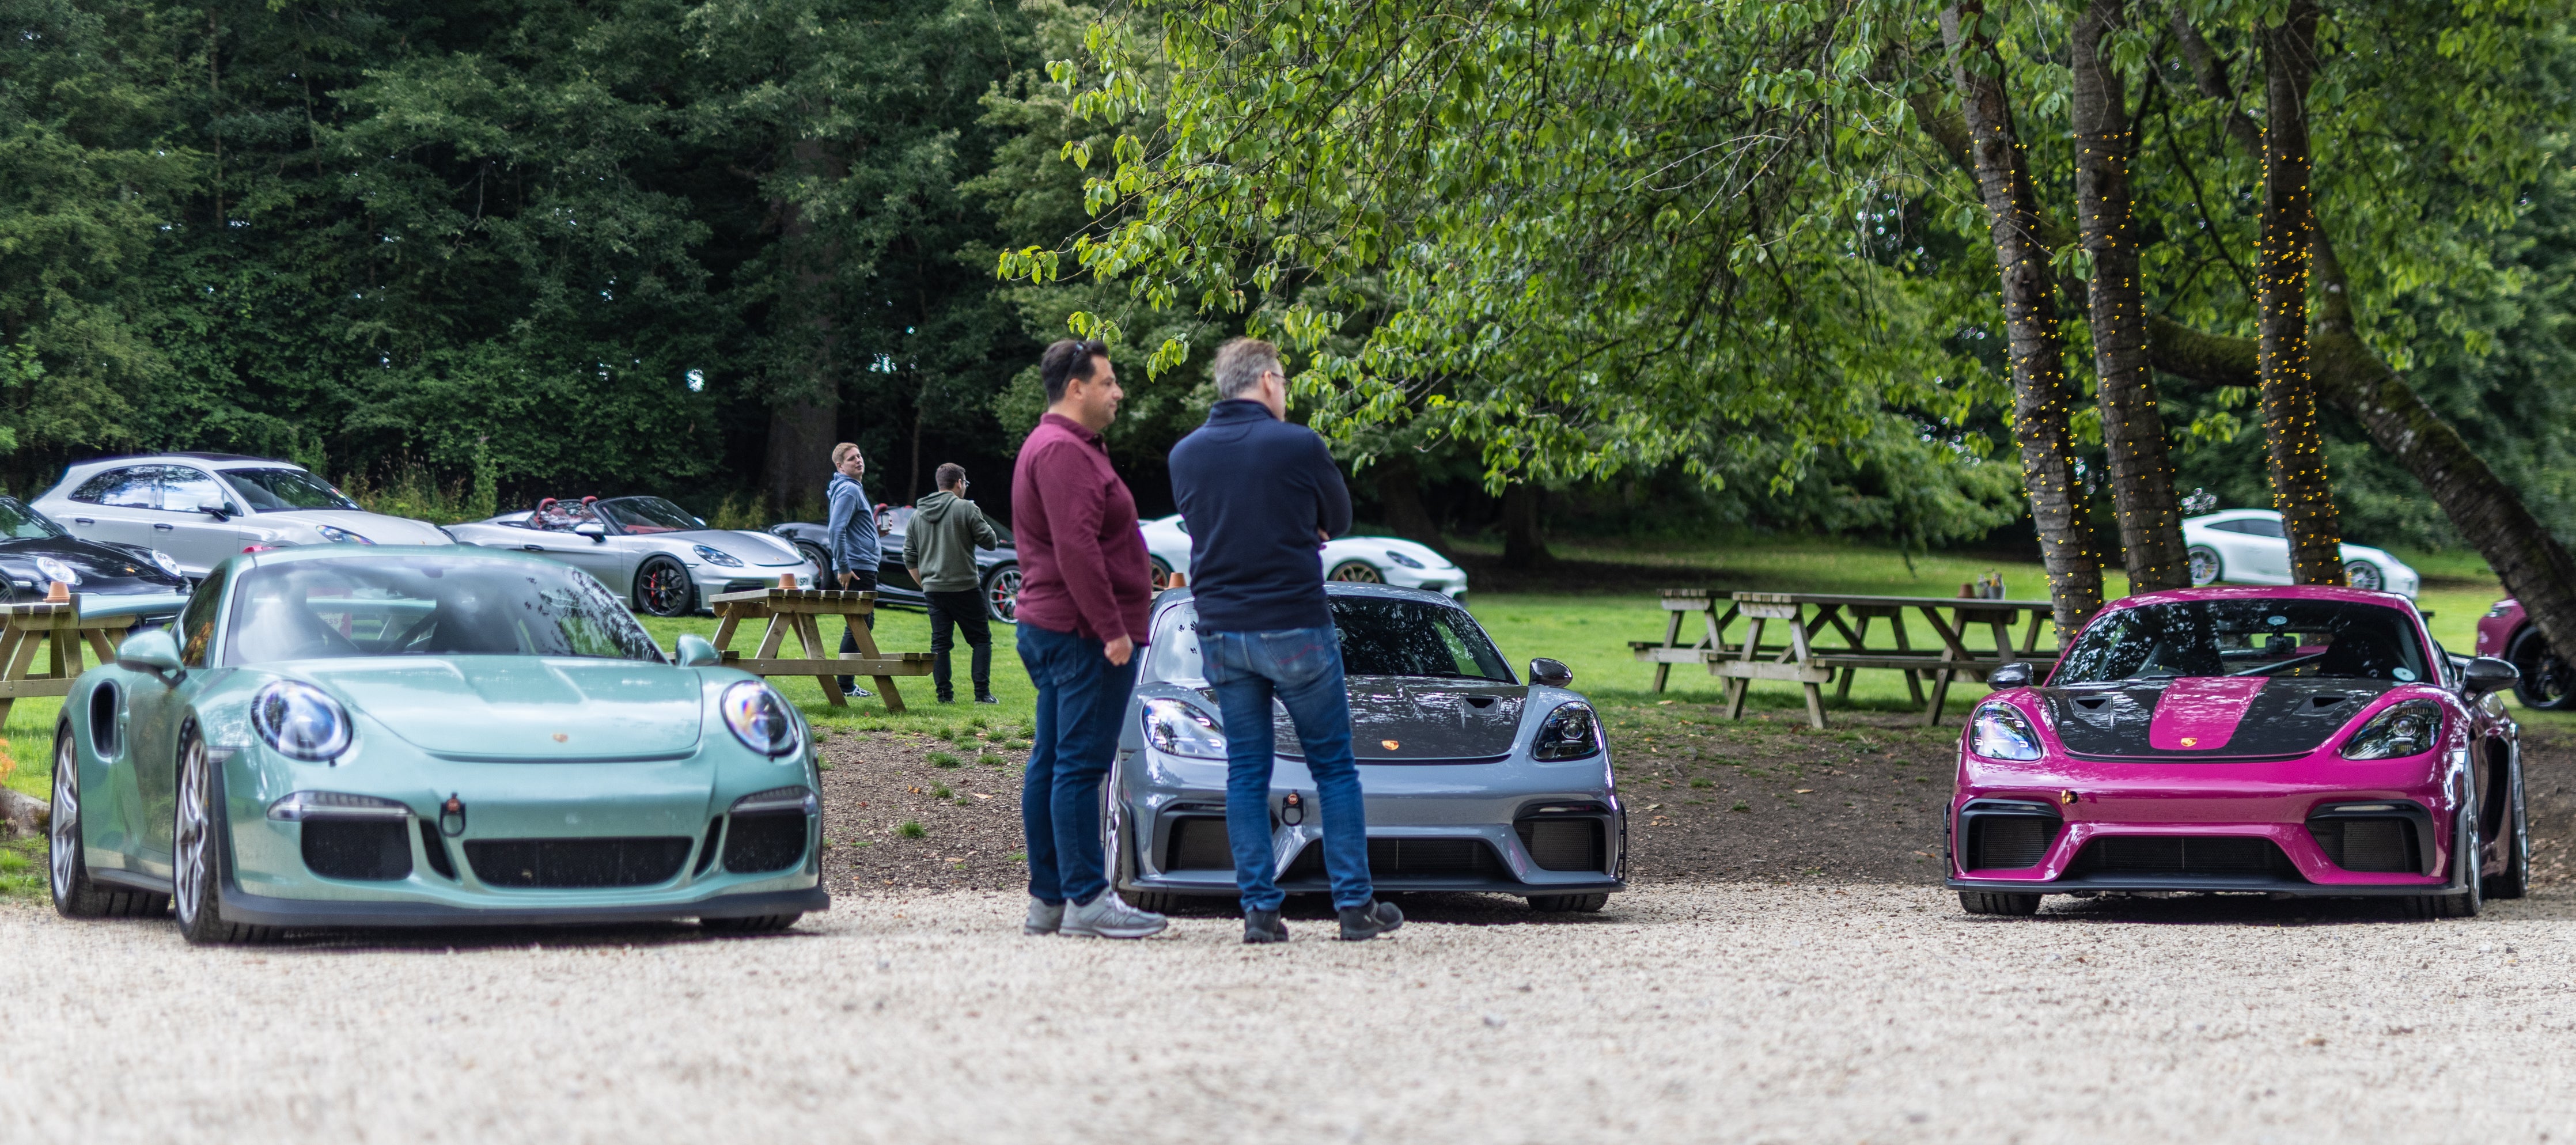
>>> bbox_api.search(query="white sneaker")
[1024,896,1065,936]
[1059,890,1168,939]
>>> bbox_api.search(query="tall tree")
[2252,0,2343,585]
[2070,0,2188,590]
[1941,1,2102,632]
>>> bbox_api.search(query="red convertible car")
[1948,586,2526,918]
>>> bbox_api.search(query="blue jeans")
[1202,626,1372,912]
[1018,622,1139,905]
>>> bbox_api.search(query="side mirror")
[1528,657,1574,688]
[2463,655,2520,695]
[675,634,721,668]
[118,628,184,676]
[573,521,607,543]
[1986,662,2035,689]
[203,503,234,520]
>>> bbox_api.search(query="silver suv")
[33,453,452,578]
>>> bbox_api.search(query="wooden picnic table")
[709,587,931,714]
[1630,590,2060,729]
[0,596,185,725]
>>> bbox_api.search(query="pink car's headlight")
[2340,699,2442,760]
[1969,704,2042,761]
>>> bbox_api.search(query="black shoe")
[974,695,1000,705]
[1337,899,1404,941]
[937,695,956,704]
[1244,908,1289,945]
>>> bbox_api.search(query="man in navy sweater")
[1168,338,1403,943]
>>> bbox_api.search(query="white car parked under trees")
[2182,508,2421,598]
[1137,514,1469,600]
[33,453,452,579]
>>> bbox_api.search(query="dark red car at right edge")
[2477,598,2575,710]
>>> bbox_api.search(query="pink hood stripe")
[2147,677,2270,750]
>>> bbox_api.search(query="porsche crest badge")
[2180,736,2198,747]
[1381,739,1400,750]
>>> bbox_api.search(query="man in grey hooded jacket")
[903,462,1002,703]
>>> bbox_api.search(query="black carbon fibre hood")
[1234,678,1526,762]
[2045,677,2401,761]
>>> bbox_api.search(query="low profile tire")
[2186,546,2223,587]
[2507,628,2576,710]
[172,727,275,946]
[793,542,833,578]
[1148,557,1177,592]
[1128,890,1185,913]
[1527,893,1609,913]
[1327,560,1384,584]
[50,722,164,920]
[634,556,696,618]
[982,562,1021,623]
[2344,560,2386,592]
[700,913,803,934]
[1958,891,2041,916]
[2487,763,2530,901]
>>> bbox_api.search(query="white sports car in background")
[447,495,818,616]
[1137,514,1468,600]
[33,453,452,578]
[2183,509,2421,598]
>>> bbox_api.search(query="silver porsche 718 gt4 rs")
[1111,583,1626,913]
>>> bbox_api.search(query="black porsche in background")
[0,496,192,605]
[770,507,1021,622]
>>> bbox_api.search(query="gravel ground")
[8,882,2576,1143]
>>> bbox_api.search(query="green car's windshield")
[221,468,361,512]
[2056,599,2430,684]
[0,497,66,540]
[225,556,664,665]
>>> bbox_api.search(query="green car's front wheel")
[172,726,275,946]
[51,721,166,919]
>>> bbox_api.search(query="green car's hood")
[293,657,705,761]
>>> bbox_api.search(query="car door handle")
[153,522,175,532]
[73,517,94,525]
[522,544,547,552]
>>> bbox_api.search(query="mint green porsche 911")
[48,546,827,943]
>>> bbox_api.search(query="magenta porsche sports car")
[1948,586,2528,918]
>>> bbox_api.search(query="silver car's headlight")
[316,524,373,545]
[1533,702,1602,760]
[149,549,184,578]
[1969,703,2042,761]
[693,544,745,568]
[2341,699,2442,760]
[721,681,802,756]
[253,681,353,761]
[35,555,79,586]
[1142,697,1228,759]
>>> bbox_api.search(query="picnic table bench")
[1630,590,2060,729]
[0,593,189,725]
[709,586,931,714]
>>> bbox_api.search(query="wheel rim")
[2188,550,2218,585]
[2346,563,2382,591]
[172,736,209,924]
[1328,562,1384,583]
[49,733,79,900]
[642,563,689,615]
[988,568,1021,622]
[1149,561,1175,591]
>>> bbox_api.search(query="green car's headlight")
[252,681,352,761]
[722,681,801,756]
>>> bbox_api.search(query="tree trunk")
[2256,2,2344,586]
[1941,3,2104,635]
[1499,483,1550,568]
[760,137,846,517]
[1374,453,1445,551]
[2071,0,2187,592]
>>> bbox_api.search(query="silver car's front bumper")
[1115,750,1626,897]
[688,561,821,606]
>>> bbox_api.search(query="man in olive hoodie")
[903,463,1002,703]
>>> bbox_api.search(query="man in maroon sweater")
[1011,338,1165,939]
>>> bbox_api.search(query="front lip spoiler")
[1128,876,1627,897]
[1946,875,2459,897]
[215,884,831,928]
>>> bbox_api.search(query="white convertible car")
[2184,509,2421,598]
[447,496,817,616]
[1138,514,1468,600]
